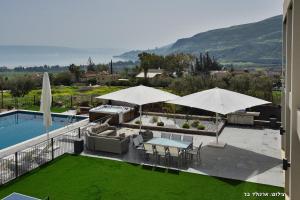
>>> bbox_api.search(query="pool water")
[0,111,85,150]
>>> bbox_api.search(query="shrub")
[157,121,164,126]
[135,120,141,124]
[77,86,93,92]
[79,101,90,107]
[182,122,190,129]
[191,120,200,128]
[197,124,205,130]
[53,72,73,86]
[151,116,158,123]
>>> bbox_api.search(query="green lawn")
[0,155,284,200]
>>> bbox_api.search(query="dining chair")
[155,145,168,165]
[187,142,203,163]
[143,143,156,164]
[137,135,144,143]
[168,146,183,168]
[161,132,171,139]
[183,135,193,146]
[133,137,144,150]
[171,134,182,141]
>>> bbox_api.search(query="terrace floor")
[83,125,284,187]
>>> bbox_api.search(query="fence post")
[51,138,54,161]
[70,96,73,108]
[90,95,93,106]
[15,152,18,178]
[15,98,18,109]
[33,95,36,105]
[51,96,54,107]
[1,89,3,109]
[78,127,81,139]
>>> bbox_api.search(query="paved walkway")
[82,125,284,187]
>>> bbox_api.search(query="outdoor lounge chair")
[161,132,171,139]
[171,134,181,141]
[20,142,60,166]
[0,158,15,183]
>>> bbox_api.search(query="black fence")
[0,116,110,185]
[0,95,102,110]
[0,128,81,185]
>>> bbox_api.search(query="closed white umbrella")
[96,85,179,132]
[168,87,270,147]
[40,72,52,141]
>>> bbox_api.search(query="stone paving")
[82,125,283,187]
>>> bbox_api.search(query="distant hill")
[117,15,283,67]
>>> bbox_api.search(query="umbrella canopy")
[40,72,52,130]
[168,87,270,147]
[167,87,270,115]
[96,85,179,132]
[96,85,179,106]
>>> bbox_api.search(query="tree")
[95,64,109,72]
[87,57,96,72]
[194,52,222,75]
[9,76,35,97]
[53,72,73,86]
[68,64,82,82]
[164,54,192,77]
[138,52,152,80]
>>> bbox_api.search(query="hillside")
[117,15,283,66]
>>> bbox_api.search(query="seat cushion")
[91,123,109,134]
[98,129,116,136]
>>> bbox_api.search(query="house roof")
[136,68,164,78]
[136,72,162,78]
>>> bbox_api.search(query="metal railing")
[0,115,111,185]
[0,95,101,110]
[0,127,80,185]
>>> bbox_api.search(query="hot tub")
[89,105,135,125]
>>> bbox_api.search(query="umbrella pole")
[216,113,219,144]
[139,105,142,133]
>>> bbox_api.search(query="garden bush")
[182,122,190,129]
[157,121,164,126]
[151,116,158,123]
[197,124,205,130]
[191,120,200,127]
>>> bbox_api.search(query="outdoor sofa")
[85,123,130,154]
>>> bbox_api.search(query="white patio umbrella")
[96,85,179,132]
[168,87,270,147]
[40,72,52,141]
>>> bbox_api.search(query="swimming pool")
[0,111,86,150]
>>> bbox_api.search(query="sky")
[0,0,283,50]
